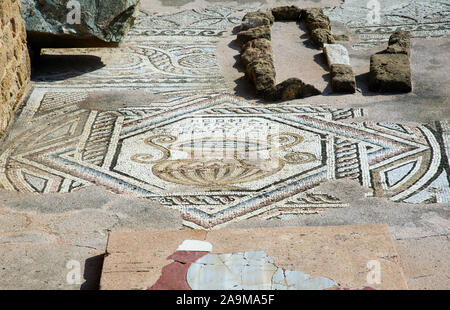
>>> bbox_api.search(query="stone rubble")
[237,6,322,101]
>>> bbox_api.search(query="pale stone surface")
[101,225,408,290]
[0,243,101,290]
[0,212,28,233]
[323,44,350,67]
[395,235,450,290]
[101,230,208,290]
[177,240,213,252]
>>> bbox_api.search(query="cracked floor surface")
[0,0,449,289]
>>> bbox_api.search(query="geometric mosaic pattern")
[1,6,449,229]
[1,91,449,228]
[326,0,450,48]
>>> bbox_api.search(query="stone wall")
[0,0,31,136]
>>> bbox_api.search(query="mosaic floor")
[1,4,449,229]
[325,0,450,49]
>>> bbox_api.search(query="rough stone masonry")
[0,0,31,136]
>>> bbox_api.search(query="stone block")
[20,0,140,48]
[271,6,302,21]
[385,31,411,55]
[369,54,412,93]
[240,48,272,68]
[330,64,356,93]
[302,8,331,33]
[310,28,336,48]
[245,58,276,97]
[237,25,271,47]
[242,11,275,25]
[271,78,321,101]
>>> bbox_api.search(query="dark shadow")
[80,254,105,290]
[231,25,241,35]
[298,21,317,50]
[233,76,257,101]
[31,54,105,82]
[313,53,330,73]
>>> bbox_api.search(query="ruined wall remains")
[0,0,31,136]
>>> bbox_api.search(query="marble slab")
[100,224,408,290]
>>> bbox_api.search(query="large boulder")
[20,0,140,48]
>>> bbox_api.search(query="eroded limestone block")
[271,6,302,21]
[270,78,321,101]
[310,28,336,48]
[237,26,271,47]
[385,31,411,55]
[240,48,272,68]
[242,11,275,25]
[330,64,356,93]
[245,58,276,97]
[369,54,412,92]
[20,0,140,48]
[240,18,270,31]
[302,8,331,33]
[242,38,272,53]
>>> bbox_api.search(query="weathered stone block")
[20,0,140,48]
[323,44,350,67]
[330,64,356,93]
[369,54,412,93]
[245,58,276,96]
[310,28,335,48]
[240,48,272,68]
[302,8,331,33]
[243,11,275,25]
[271,6,302,21]
[270,78,321,101]
[237,26,271,47]
[242,38,272,53]
[240,18,270,31]
[385,31,411,55]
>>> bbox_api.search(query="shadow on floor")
[80,254,105,290]
[31,54,105,82]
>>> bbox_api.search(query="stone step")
[100,224,408,290]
